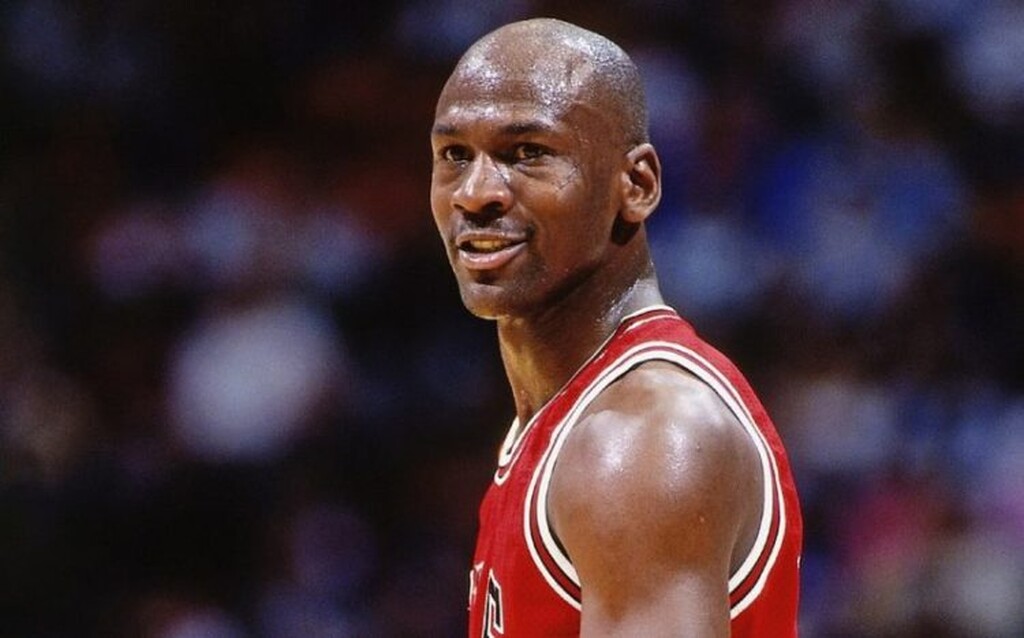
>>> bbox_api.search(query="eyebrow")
[431,119,555,138]
[500,120,553,136]
[431,123,460,137]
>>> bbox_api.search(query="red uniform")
[468,306,802,637]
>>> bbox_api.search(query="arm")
[548,362,763,637]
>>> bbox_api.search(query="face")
[430,52,626,320]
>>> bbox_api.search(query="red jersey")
[468,306,802,637]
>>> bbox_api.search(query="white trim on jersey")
[495,306,676,486]
[620,305,676,334]
[523,347,645,610]
[494,417,522,486]
[522,339,786,620]
[647,343,786,618]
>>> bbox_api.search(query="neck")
[496,259,664,424]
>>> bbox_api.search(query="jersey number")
[483,570,504,637]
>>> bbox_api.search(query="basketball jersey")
[467,305,802,637]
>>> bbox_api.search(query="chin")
[459,289,504,321]
[457,280,525,321]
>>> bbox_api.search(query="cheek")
[536,196,609,265]
[557,177,615,236]
[429,183,451,229]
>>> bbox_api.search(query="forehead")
[432,101,563,141]
[433,48,603,136]
[455,46,593,102]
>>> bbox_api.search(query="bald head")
[438,19,649,147]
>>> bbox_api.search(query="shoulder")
[553,361,761,518]
[547,361,763,600]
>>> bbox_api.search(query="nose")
[452,153,512,216]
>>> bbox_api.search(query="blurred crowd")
[1,1,1021,636]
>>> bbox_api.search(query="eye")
[511,143,547,162]
[440,145,471,164]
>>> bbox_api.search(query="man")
[430,18,802,637]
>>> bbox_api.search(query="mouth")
[455,233,528,271]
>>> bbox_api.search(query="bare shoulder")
[551,361,762,528]
[547,361,763,627]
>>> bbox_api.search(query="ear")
[619,143,662,224]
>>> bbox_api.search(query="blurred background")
[0,0,1021,636]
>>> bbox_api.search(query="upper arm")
[547,363,763,637]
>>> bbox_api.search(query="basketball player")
[430,18,802,637]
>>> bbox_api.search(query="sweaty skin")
[431,19,764,637]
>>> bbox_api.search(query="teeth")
[466,239,511,253]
